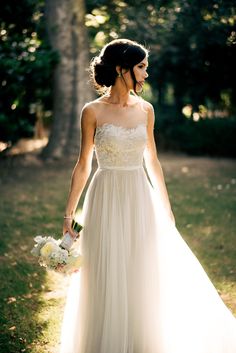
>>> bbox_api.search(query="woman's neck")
[104,85,134,107]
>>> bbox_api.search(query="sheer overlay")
[59,99,236,353]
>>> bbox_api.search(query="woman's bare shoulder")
[141,98,154,110]
[138,97,154,114]
[80,101,98,127]
[82,98,107,114]
[82,100,97,112]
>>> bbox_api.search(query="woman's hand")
[63,218,78,239]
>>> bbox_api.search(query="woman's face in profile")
[121,56,149,92]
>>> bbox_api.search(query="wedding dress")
[59,100,236,353]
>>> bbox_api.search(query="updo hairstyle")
[89,39,148,94]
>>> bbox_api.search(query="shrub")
[155,112,236,157]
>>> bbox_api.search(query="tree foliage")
[0,0,57,143]
[86,0,236,115]
[1,0,236,157]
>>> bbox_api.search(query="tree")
[86,0,236,116]
[41,0,93,160]
[0,0,56,145]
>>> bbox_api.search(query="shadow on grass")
[168,164,236,314]
[0,155,85,353]
[0,257,48,352]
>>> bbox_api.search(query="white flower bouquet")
[31,222,84,276]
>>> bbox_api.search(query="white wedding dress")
[59,101,236,353]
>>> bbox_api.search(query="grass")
[0,152,236,352]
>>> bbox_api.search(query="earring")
[118,72,122,77]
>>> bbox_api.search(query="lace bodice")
[94,123,147,169]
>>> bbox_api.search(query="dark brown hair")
[89,38,148,94]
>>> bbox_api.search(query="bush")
[0,1,58,145]
[155,112,236,157]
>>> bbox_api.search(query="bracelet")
[64,215,73,219]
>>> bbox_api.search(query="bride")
[59,38,236,353]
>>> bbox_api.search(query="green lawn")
[0,152,235,353]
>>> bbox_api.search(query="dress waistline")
[98,165,143,171]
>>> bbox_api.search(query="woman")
[59,39,236,353]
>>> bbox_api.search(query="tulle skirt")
[59,166,236,353]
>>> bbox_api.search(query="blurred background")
[0,0,236,159]
[0,1,236,352]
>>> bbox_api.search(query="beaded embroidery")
[94,123,147,169]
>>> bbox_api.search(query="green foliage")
[86,2,236,107]
[85,0,236,156]
[156,113,236,157]
[1,0,236,156]
[0,0,58,143]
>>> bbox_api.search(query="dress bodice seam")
[95,122,147,133]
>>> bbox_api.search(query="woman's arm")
[63,103,96,237]
[143,103,175,225]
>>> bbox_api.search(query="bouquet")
[31,221,84,276]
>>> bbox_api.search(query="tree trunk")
[41,0,93,160]
[65,0,94,155]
